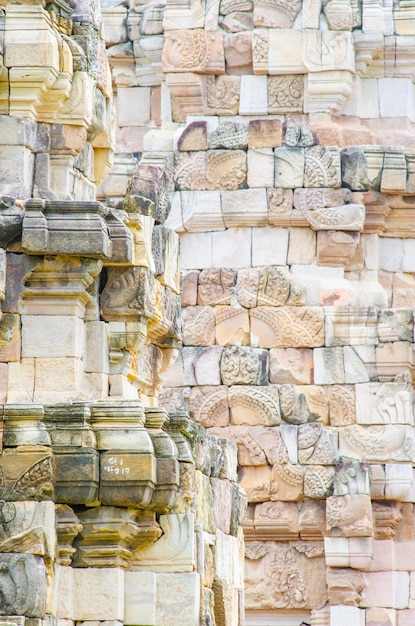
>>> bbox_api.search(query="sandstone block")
[117,87,151,127]
[163,30,225,74]
[238,465,271,502]
[268,75,304,113]
[378,309,413,343]
[366,608,397,626]
[246,426,289,464]
[182,306,215,346]
[131,514,195,572]
[269,348,313,384]
[183,346,223,385]
[224,32,253,75]
[0,313,20,362]
[399,610,415,626]
[252,227,289,267]
[180,190,225,232]
[190,386,229,427]
[274,147,304,188]
[245,540,327,609]
[239,75,267,115]
[0,146,34,198]
[84,321,110,374]
[361,571,409,610]
[247,148,274,188]
[212,228,251,268]
[236,269,259,308]
[198,268,237,306]
[206,149,247,190]
[270,463,304,501]
[221,346,268,385]
[211,477,232,534]
[221,188,268,227]
[124,572,157,625]
[194,471,216,533]
[180,233,213,270]
[356,382,413,426]
[22,316,84,359]
[298,422,339,465]
[326,493,373,537]
[339,424,414,463]
[267,187,293,225]
[57,567,124,621]
[177,121,208,151]
[330,606,365,626]
[181,270,199,306]
[0,553,47,618]
[215,306,250,346]
[229,385,280,426]
[249,119,282,148]
[327,385,356,426]
[251,306,324,349]
[287,228,316,265]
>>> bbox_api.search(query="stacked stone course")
[0,0,246,623]
[4,0,415,622]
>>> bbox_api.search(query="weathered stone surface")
[250,306,324,348]
[215,305,250,346]
[182,306,215,346]
[0,446,54,501]
[245,541,327,609]
[198,268,237,306]
[220,346,269,385]
[229,385,280,426]
[269,348,313,384]
[0,554,47,617]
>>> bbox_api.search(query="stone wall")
[3,0,415,622]
[0,0,246,624]
[94,0,415,624]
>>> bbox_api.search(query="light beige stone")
[182,346,222,385]
[21,315,85,358]
[251,306,324,349]
[251,227,289,267]
[182,306,216,346]
[361,572,409,610]
[287,228,316,265]
[221,188,268,227]
[245,540,327,609]
[215,306,250,346]
[56,567,124,621]
[229,385,280,426]
[156,573,201,625]
[269,348,313,384]
[124,572,157,626]
[239,465,271,502]
[247,148,274,188]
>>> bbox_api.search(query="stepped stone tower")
[2,0,415,623]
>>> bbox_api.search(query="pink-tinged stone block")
[361,571,409,609]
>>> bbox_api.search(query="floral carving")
[163,30,224,74]
[174,152,207,191]
[268,76,304,113]
[304,146,340,188]
[205,150,247,190]
[220,346,268,385]
[229,385,281,426]
[206,76,240,115]
[245,541,327,609]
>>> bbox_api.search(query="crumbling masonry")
[1,0,415,624]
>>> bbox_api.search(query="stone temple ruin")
[2,0,415,623]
